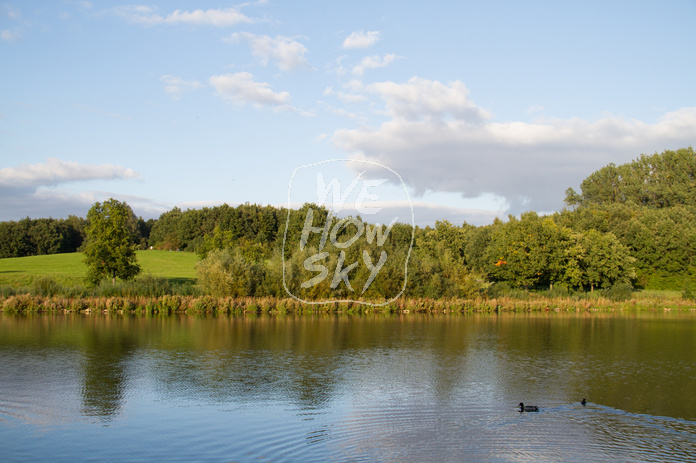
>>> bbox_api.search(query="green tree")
[83,199,141,284]
[195,247,262,297]
[148,207,183,250]
[578,229,635,291]
[485,212,572,289]
[566,147,696,208]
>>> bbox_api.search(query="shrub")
[196,248,260,297]
[130,275,171,297]
[0,286,18,297]
[92,281,123,298]
[192,295,217,313]
[158,295,182,313]
[486,282,530,299]
[2,294,38,312]
[3,296,20,313]
[538,284,576,299]
[172,282,200,296]
[600,283,634,302]
[31,276,63,297]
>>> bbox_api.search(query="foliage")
[483,212,576,288]
[195,248,263,297]
[0,216,86,258]
[486,282,530,299]
[682,274,696,301]
[599,283,634,302]
[83,199,142,284]
[149,203,282,253]
[0,214,151,258]
[577,230,636,291]
[88,275,195,298]
[31,276,64,297]
[565,147,696,208]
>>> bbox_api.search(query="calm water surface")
[1,312,695,462]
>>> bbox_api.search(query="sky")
[1,0,695,227]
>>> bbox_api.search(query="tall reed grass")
[2,292,695,315]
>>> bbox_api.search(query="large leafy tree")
[565,147,696,208]
[485,212,574,289]
[577,229,635,291]
[83,199,141,284]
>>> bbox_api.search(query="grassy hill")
[0,250,199,287]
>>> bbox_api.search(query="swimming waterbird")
[518,402,539,412]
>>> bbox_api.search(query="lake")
[1,311,695,462]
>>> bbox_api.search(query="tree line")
[0,216,86,258]
[0,215,153,259]
[1,147,694,294]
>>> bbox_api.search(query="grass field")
[0,251,199,286]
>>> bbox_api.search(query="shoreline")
[3,294,696,315]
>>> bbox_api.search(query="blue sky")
[1,0,695,226]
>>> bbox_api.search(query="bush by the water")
[600,283,634,302]
[31,276,64,297]
[486,282,530,299]
[195,248,264,297]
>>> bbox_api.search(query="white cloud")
[0,159,167,220]
[281,199,502,227]
[336,92,368,104]
[209,72,290,107]
[113,6,252,27]
[1,4,23,42]
[0,158,139,188]
[323,86,367,104]
[366,76,491,122]
[342,30,380,49]
[398,200,506,227]
[331,77,696,214]
[226,32,309,71]
[352,53,396,76]
[161,75,203,100]
[2,4,21,20]
[0,188,173,221]
[1,28,20,42]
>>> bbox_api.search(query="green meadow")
[0,250,199,287]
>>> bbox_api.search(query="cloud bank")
[0,158,145,220]
[331,78,696,214]
[0,158,138,188]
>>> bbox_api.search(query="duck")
[518,402,539,412]
[581,398,587,406]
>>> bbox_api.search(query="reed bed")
[2,293,695,315]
